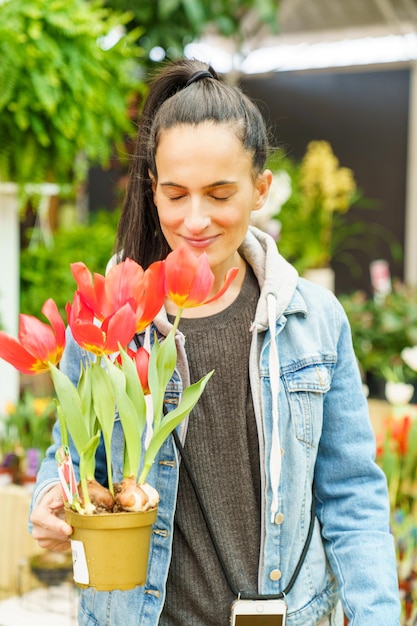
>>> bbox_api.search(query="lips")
[183,235,218,248]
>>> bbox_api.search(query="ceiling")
[192,0,417,73]
[279,0,417,37]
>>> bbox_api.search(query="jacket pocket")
[281,358,333,445]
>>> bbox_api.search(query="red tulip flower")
[134,260,167,333]
[164,245,239,310]
[70,258,166,333]
[391,414,412,456]
[0,298,65,375]
[66,292,137,356]
[118,346,150,394]
[133,347,151,394]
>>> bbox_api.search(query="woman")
[30,58,400,625]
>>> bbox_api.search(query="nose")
[183,197,211,234]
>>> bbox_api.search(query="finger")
[30,503,73,538]
[36,536,72,552]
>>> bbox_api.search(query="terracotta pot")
[65,507,157,591]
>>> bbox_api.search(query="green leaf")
[181,0,206,28]
[149,330,177,430]
[91,361,116,439]
[139,370,214,482]
[56,404,69,448]
[158,0,180,19]
[77,364,95,435]
[49,362,90,453]
[81,433,102,480]
[119,346,146,419]
[105,356,144,478]
[49,362,103,489]
[90,360,116,492]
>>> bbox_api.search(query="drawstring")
[267,293,281,523]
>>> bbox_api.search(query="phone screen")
[235,617,284,625]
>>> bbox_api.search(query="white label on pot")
[71,539,89,585]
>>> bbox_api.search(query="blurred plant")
[375,345,417,624]
[1,393,55,456]
[104,0,279,69]
[0,392,55,480]
[376,402,417,623]
[339,281,417,386]
[265,142,401,278]
[270,141,359,273]
[0,0,144,187]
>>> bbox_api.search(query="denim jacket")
[32,227,400,626]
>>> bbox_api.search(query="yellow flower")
[33,397,53,416]
[5,402,16,416]
[300,141,356,214]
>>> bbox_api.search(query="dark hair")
[117,58,269,268]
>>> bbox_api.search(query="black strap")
[172,429,316,600]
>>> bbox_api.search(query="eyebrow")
[160,180,237,189]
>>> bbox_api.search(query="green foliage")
[20,211,120,318]
[0,0,145,186]
[339,282,417,383]
[0,393,55,458]
[104,0,279,65]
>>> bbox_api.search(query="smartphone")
[230,599,287,626]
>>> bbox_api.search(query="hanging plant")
[0,0,145,187]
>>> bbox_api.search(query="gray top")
[160,265,261,626]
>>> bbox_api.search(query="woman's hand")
[30,483,73,552]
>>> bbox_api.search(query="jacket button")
[269,569,282,581]
[274,512,284,524]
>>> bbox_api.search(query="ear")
[253,169,273,212]
[149,170,157,197]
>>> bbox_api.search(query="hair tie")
[185,70,214,88]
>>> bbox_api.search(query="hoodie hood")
[239,226,299,331]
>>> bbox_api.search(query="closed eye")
[209,194,230,201]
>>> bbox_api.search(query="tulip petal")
[165,246,214,308]
[134,347,150,393]
[71,262,98,307]
[165,245,238,309]
[70,321,106,355]
[0,333,42,374]
[71,262,108,320]
[204,267,240,304]
[135,260,166,332]
[18,315,58,360]
[105,259,145,312]
[104,304,137,353]
[42,299,66,348]
[12,299,66,368]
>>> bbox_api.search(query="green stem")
[172,308,183,333]
[79,455,93,512]
[106,449,114,496]
[138,463,151,485]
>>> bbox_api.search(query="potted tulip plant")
[0,245,237,590]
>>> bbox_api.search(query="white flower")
[401,346,417,372]
[385,381,414,406]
